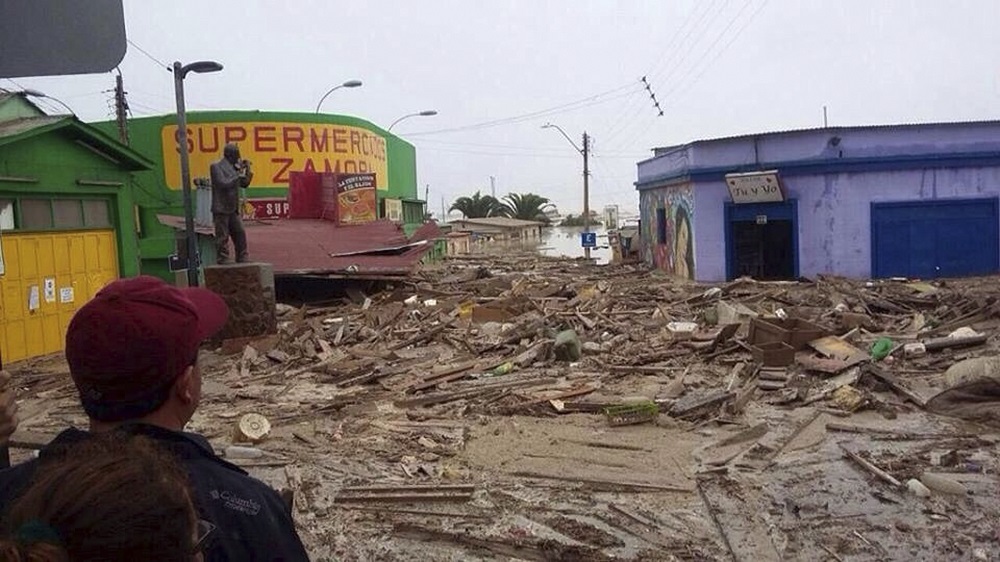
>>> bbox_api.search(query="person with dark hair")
[0,276,309,561]
[0,434,207,562]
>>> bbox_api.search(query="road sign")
[581,232,597,248]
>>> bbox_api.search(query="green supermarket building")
[0,93,429,362]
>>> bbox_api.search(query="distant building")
[636,121,1000,282]
[445,231,472,256]
[449,217,544,246]
[603,205,620,229]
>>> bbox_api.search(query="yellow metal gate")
[0,230,119,363]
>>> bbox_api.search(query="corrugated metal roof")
[245,219,438,276]
[650,119,1000,154]
[0,116,67,140]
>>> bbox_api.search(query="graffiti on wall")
[639,183,695,279]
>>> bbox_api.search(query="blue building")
[635,121,1000,281]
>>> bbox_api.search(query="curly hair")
[0,433,199,562]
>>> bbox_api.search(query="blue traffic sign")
[581,232,597,248]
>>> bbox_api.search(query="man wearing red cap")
[0,276,308,561]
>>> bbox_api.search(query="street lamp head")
[541,123,553,129]
[388,110,439,131]
[186,61,224,74]
[342,80,363,88]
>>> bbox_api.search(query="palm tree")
[449,191,503,218]
[499,192,554,224]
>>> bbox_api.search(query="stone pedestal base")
[203,263,277,341]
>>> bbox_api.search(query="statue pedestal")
[203,263,277,341]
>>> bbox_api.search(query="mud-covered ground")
[7,254,1000,561]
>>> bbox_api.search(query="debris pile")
[8,255,1000,561]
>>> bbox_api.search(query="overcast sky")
[6,0,1000,217]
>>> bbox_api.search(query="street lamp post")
[21,89,75,115]
[388,110,438,132]
[542,123,592,260]
[173,60,223,288]
[314,79,363,113]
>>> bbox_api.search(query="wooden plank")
[669,390,735,417]
[697,476,782,562]
[866,366,927,407]
[510,471,692,492]
[839,444,902,488]
[341,484,474,493]
[394,377,558,408]
[334,493,473,504]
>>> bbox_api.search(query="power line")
[415,137,646,157]
[596,2,729,153]
[4,78,27,90]
[405,82,640,136]
[126,39,171,71]
[648,0,730,85]
[601,0,751,153]
[417,146,580,159]
[661,0,771,106]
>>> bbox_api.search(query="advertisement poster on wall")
[240,198,290,221]
[336,173,377,225]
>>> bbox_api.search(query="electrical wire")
[126,39,171,71]
[660,0,771,106]
[647,0,727,86]
[648,0,731,87]
[597,1,729,152]
[404,82,640,136]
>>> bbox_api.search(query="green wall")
[93,111,420,280]
[0,95,44,121]
[0,131,141,277]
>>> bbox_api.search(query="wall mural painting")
[639,183,695,279]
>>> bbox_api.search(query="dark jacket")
[210,158,252,215]
[0,424,309,562]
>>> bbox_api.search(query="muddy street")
[8,254,1000,561]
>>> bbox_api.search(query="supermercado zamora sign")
[161,122,389,190]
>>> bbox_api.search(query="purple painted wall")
[637,121,1000,281]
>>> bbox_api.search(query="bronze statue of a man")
[210,143,253,264]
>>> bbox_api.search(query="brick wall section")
[203,263,277,340]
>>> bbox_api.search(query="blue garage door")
[871,198,999,279]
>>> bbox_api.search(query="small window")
[53,199,84,228]
[21,199,52,229]
[83,199,111,227]
[656,208,667,244]
[0,199,14,231]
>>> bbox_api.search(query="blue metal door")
[871,198,999,279]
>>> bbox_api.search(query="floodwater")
[539,225,612,264]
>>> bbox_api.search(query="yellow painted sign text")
[161,122,389,190]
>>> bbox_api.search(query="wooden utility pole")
[582,131,591,261]
[114,73,129,145]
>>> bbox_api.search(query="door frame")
[724,199,799,281]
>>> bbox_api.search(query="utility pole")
[441,196,446,223]
[114,73,129,145]
[582,131,591,261]
[490,175,496,198]
[424,184,430,219]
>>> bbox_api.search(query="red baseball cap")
[65,276,228,422]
